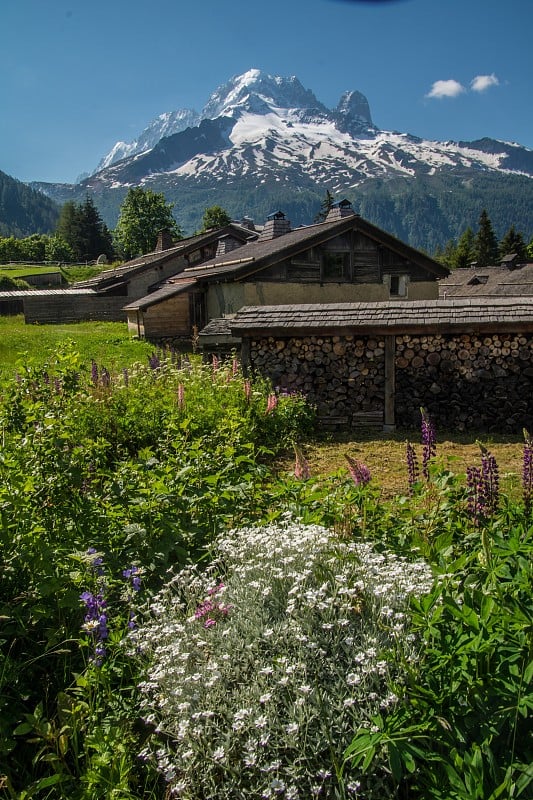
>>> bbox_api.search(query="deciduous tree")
[201,205,232,232]
[114,188,182,258]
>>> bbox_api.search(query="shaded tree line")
[434,208,532,269]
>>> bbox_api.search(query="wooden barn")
[124,201,449,344]
[19,223,258,324]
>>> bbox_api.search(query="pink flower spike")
[266,393,278,414]
[294,445,311,480]
[204,618,217,628]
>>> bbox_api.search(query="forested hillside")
[0,171,59,237]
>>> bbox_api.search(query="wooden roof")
[229,299,533,336]
[439,263,533,298]
[123,279,197,311]
[182,213,448,283]
[73,223,258,291]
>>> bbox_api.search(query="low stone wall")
[247,330,533,432]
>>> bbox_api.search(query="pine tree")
[453,227,476,269]
[499,225,527,261]
[474,209,499,267]
[56,196,114,262]
[314,190,335,223]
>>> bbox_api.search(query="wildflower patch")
[131,520,434,799]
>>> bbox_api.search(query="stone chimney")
[155,229,174,252]
[325,199,356,222]
[240,216,256,231]
[259,211,291,241]
[215,234,244,257]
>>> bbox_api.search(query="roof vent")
[325,198,356,222]
[215,234,244,257]
[259,210,291,240]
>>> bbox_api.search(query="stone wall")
[247,330,533,432]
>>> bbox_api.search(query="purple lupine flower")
[522,429,533,515]
[54,377,62,394]
[122,367,129,387]
[177,383,185,410]
[100,367,111,388]
[480,446,499,515]
[91,360,99,386]
[123,565,142,593]
[80,589,108,666]
[294,445,311,480]
[42,371,50,386]
[148,352,160,371]
[421,408,437,480]
[345,454,371,487]
[406,442,420,494]
[86,547,104,576]
[467,466,487,526]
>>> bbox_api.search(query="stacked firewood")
[395,333,533,431]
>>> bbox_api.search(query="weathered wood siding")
[142,293,191,339]
[24,295,126,323]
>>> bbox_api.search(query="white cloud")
[426,79,466,99]
[470,73,499,92]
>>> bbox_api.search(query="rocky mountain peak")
[200,68,329,119]
[336,90,373,127]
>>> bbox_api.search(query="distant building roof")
[439,263,533,298]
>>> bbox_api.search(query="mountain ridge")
[24,69,533,249]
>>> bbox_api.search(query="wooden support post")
[241,337,251,377]
[383,335,396,431]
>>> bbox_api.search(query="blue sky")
[2,0,532,184]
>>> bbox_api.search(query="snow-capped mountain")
[94,68,376,173]
[32,69,533,248]
[96,108,201,171]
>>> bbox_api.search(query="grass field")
[0,315,155,379]
[0,315,525,498]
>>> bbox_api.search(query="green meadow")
[0,318,531,799]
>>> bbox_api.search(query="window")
[388,275,408,297]
[322,252,350,281]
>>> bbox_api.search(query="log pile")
[395,333,533,432]
[247,330,533,433]
[250,335,385,425]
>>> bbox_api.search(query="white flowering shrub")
[131,520,434,799]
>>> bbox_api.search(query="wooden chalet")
[124,201,448,343]
[20,223,258,324]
